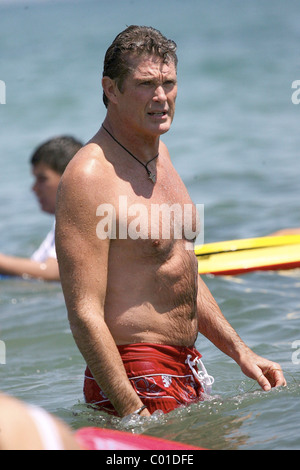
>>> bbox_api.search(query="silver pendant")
[148,172,156,183]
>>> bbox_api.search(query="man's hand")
[238,350,287,391]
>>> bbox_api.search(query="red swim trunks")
[83,343,212,416]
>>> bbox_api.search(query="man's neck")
[102,117,160,164]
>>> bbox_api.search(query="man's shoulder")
[67,142,105,175]
[62,141,112,189]
[58,141,116,209]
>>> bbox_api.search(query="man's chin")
[151,121,172,136]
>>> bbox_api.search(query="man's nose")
[153,85,167,102]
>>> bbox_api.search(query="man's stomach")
[104,249,199,346]
[108,308,199,347]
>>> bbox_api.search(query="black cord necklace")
[102,124,159,183]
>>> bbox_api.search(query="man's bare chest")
[95,177,200,250]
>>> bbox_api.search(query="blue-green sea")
[0,0,300,450]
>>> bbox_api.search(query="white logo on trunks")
[162,375,172,388]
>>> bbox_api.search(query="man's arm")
[0,254,59,281]
[55,154,150,417]
[197,274,287,390]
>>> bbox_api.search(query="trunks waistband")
[115,342,214,395]
[116,342,201,360]
[115,343,200,376]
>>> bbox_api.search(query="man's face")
[116,54,178,138]
[31,162,61,214]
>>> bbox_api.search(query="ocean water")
[0,0,300,450]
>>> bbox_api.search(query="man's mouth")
[148,111,168,117]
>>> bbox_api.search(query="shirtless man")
[55,26,286,418]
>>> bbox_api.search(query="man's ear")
[102,76,119,105]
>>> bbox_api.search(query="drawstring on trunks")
[185,354,214,395]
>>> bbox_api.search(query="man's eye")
[164,80,176,87]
